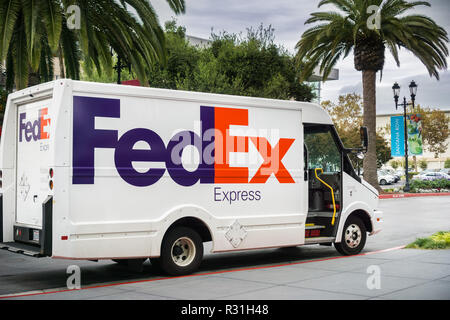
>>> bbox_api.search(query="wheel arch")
[150,205,215,257]
[335,206,373,243]
[167,216,213,243]
[348,210,373,233]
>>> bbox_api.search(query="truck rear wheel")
[334,216,367,255]
[156,226,203,276]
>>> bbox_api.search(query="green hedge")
[406,231,450,249]
[445,158,450,168]
[410,179,450,192]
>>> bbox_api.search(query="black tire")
[334,215,367,255]
[149,257,162,273]
[158,226,203,276]
[380,179,387,185]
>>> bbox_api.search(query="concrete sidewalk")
[3,248,449,300]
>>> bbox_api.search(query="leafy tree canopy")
[321,93,392,168]
[145,21,315,101]
[414,105,450,158]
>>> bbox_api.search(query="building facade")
[376,109,450,170]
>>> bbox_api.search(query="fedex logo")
[72,96,295,187]
[19,108,51,142]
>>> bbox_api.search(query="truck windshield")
[304,125,341,173]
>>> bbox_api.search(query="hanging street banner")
[391,114,423,157]
[391,116,405,157]
[407,114,423,155]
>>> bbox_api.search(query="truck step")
[305,224,326,230]
[307,211,335,218]
[0,242,43,257]
[305,224,326,238]
[304,237,335,244]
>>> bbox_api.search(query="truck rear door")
[16,99,52,228]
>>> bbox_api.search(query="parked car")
[413,172,450,181]
[377,170,395,185]
[439,168,450,175]
[419,169,438,175]
[381,169,400,182]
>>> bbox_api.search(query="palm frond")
[10,13,29,89]
[41,0,62,53]
[164,0,185,15]
[60,17,80,79]
[0,0,21,61]
[20,0,41,69]
[5,46,15,91]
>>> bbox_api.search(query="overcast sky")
[152,0,450,114]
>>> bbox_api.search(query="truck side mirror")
[360,126,368,151]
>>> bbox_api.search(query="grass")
[406,231,450,249]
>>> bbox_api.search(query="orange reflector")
[49,180,53,190]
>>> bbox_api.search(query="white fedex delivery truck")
[0,80,382,275]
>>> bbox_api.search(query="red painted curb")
[379,192,450,199]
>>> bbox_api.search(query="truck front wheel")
[154,226,203,276]
[334,216,367,255]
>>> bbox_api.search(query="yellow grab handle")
[314,168,336,226]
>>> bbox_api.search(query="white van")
[0,80,382,275]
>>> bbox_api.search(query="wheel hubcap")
[171,237,196,267]
[344,224,362,249]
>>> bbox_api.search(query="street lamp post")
[113,56,131,84]
[110,48,131,84]
[392,80,418,192]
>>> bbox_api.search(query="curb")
[379,192,450,199]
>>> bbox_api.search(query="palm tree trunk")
[58,44,65,79]
[362,70,380,191]
[28,65,40,87]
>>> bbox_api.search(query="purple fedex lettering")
[73,97,217,187]
[166,131,203,186]
[19,112,41,142]
[73,96,119,184]
[19,113,27,142]
[73,96,169,187]
[114,128,166,187]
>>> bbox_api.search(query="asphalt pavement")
[0,196,449,300]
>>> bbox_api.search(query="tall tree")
[322,93,392,168]
[295,0,448,190]
[0,0,185,90]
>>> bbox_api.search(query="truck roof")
[8,80,334,125]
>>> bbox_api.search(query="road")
[0,196,449,299]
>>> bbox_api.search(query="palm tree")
[295,0,448,190]
[0,0,185,90]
